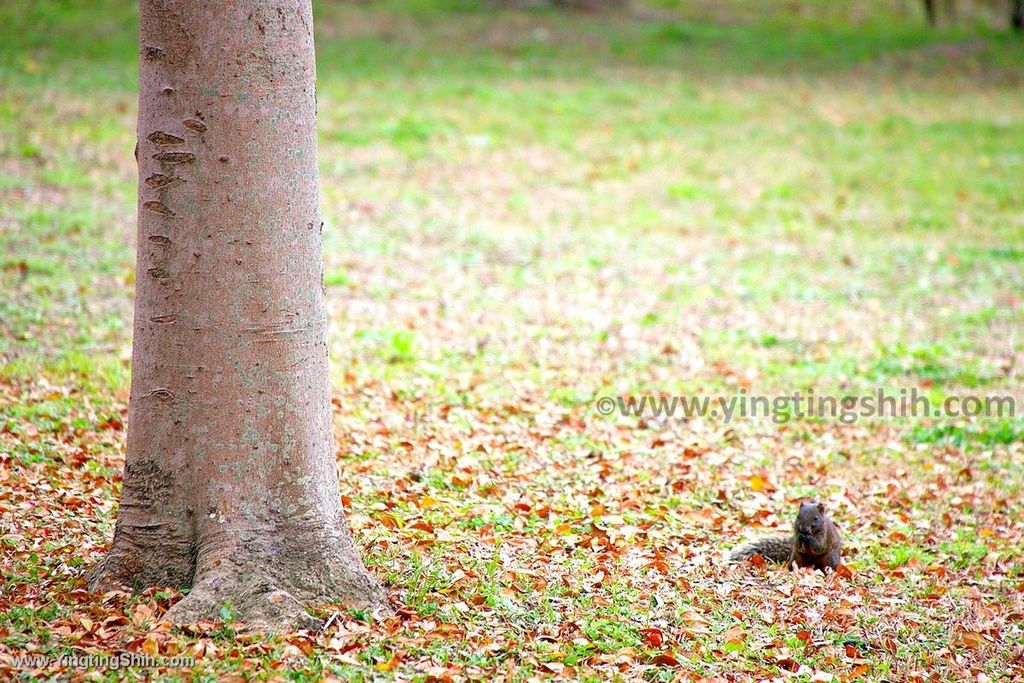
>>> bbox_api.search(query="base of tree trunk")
[86,531,196,595]
[88,515,387,631]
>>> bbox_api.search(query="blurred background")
[2,0,1021,433]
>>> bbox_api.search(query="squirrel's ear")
[816,501,826,513]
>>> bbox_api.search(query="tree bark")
[922,0,937,25]
[87,0,385,630]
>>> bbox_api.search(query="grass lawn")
[1,0,1023,680]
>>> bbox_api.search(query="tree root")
[85,536,195,594]
[160,523,389,631]
[90,515,387,631]
[165,574,323,631]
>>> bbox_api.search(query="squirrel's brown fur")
[730,501,842,571]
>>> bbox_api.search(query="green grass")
[907,419,1024,447]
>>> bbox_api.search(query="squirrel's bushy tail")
[729,536,792,564]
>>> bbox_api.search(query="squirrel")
[729,500,842,571]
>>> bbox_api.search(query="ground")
[1,0,1023,681]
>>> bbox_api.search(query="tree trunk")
[1013,0,1023,31]
[87,0,385,630]
[923,0,937,25]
